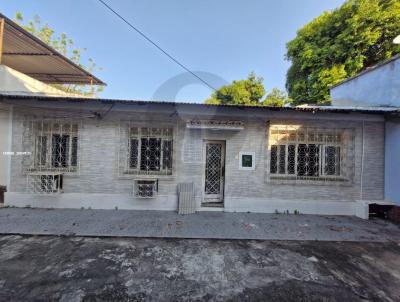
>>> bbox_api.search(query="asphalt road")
[0,235,399,301]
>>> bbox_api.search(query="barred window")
[27,174,63,194]
[269,125,352,181]
[134,180,158,198]
[24,121,79,173]
[127,127,173,175]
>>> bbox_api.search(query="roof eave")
[0,13,105,86]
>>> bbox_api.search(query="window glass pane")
[242,154,253,167]
[129,138,139,169]
[71,137,78,167]
[325,146,340,176]
[278,145,286,174]
[287,144,296,174]
[37,136,47,166]
[162,140,173,170]
[297,144,319,176]
[270,145,277,174]
[52,135,69,168]
[140,138,161,171]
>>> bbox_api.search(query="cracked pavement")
[0,235,400,301]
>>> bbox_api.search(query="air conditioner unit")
[134,179,158,198]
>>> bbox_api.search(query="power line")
[97,0,218,91]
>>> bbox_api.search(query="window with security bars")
[27,174,63,194]
[126,127,173,175]
[23,120,79,173]
[269,125,353,182]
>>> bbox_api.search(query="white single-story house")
[1,12,397,219]
[2,93,398,219]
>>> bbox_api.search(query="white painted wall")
[4,99,386,218]
[0,64,85,97]
[385,120,400,204]
[330,56,400,107]
[6,193,370,219]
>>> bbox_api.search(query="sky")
[1,0,345,102]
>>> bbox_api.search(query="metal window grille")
[22,120,80,173]
[134,180,158,198]
[205,143,223,194]
[268,125,354,182]
[26,173,63,194]
[119,123,174,176]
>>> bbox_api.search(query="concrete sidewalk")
[0,207,399,241]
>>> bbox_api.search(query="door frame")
[202,140,226,205]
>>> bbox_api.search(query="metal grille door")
[204,141,225,203]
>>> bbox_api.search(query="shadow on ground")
[0,235,399,301]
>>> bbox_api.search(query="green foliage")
[14,12,103,96]
[205,72,265,105]
[263,88,292,107]
[286,0,400,105]
[205,73,289,107]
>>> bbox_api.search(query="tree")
[263,88,291,107]
[205,72,291,107]
[286,0,400,105]
[205,73,290,107]
[205,72,265,105]
[14,12,103,96]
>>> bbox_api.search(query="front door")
[203,141,225,205]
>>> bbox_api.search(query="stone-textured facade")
[5,99,385,218]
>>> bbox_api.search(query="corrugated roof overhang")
[0,13,105,85]
[1,93,399,115]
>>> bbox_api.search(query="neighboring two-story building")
[331,55,400,207]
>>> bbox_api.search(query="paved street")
[0,235,400,301]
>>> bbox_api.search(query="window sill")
[120,173,176,181]
[267,176,352,186]
[25,168,79,175]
